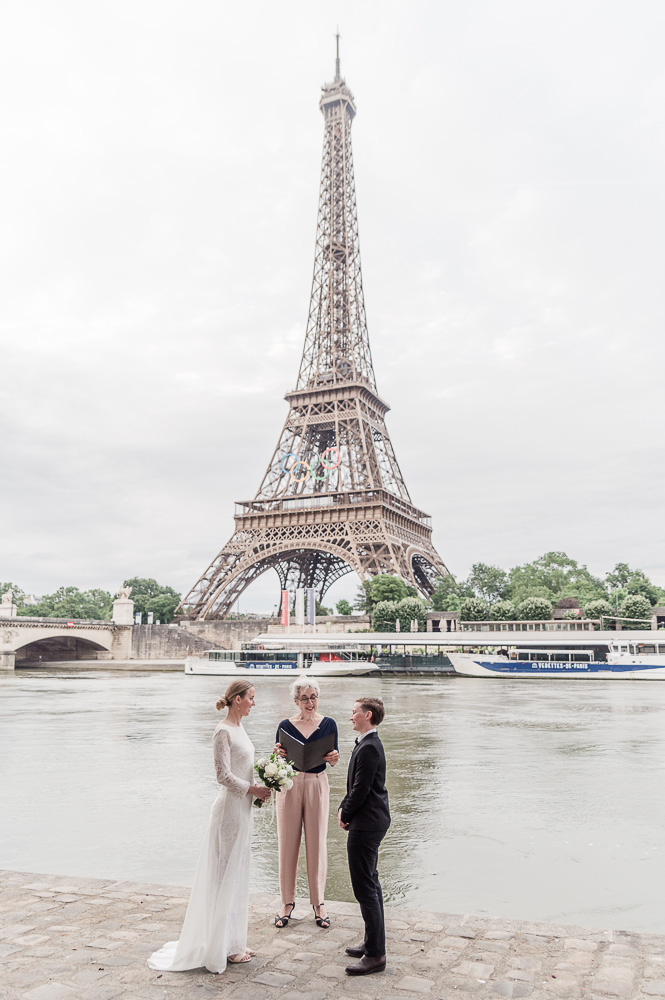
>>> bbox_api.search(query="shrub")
[372,600,399,631]
[583,599,614,627]
[516,597,552,620]
[489,600,515,621]
[459,597,489,621]
[620,594,652,629]
[395,597,428,632]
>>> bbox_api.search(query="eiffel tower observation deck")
[178,42,449,620]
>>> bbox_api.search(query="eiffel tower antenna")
[178,51,449,620]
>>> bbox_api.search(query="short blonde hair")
[290,675,320,701]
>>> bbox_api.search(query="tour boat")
[448,638,665,679]
[184,646,379,677]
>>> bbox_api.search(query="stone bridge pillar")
[0,650,16,670]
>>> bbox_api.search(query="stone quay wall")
[129,619,275,659]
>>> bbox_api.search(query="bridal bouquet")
[253,753,295,808]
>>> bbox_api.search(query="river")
[2,668,664,931]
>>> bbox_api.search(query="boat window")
[577,653,590,661]
[209,652,236,661]
[553,652,571,662]
[620,646,628,652]
[642,645,656,654]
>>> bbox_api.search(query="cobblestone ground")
[2,870,665,1000]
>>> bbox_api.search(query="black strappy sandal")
[274,902,295,927]
[313,903,331,929]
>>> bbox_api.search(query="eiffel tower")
[178,41,449,620]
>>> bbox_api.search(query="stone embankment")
[1,869,664,1000]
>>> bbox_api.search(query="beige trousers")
[276,770,329,905]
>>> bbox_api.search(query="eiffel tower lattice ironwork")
[178,44,449,620]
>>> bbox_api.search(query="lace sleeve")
[213,728,251,798]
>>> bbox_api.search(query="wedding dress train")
[147,722,254,974]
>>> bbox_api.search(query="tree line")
[0,578,181,623]
[350,552,665,631]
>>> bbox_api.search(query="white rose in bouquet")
[254,752,296,807]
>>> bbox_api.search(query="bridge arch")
[15,635,111,667]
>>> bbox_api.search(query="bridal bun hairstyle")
[216,679,254,711]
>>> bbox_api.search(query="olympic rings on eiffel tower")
[280,447,341,482]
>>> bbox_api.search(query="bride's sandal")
[313,903,331,929]
[274,902,295,928]
[228,952,252,964]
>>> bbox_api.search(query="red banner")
[280,590,289,626]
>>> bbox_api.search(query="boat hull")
[448,653,665,680]
[184,659,379,677]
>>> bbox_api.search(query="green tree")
[509,552,600,606]
[124,578,181,623]
[145,594,181,623]
[0,582,26,612]
[335,599,353,616]
[372,600,399,631]
[354,575,413,612]
[626,571,660,606]
[430,575,470,612]
[489,599,515,621]
[395,597,428,632]
[28,586,114,620]
[468,563,509,604]
[620,594,652,629]
[459,597,488,621]
[516,596,552,620]
[583,599,614,627]
[605,563,633,590]
[315,600,333,616]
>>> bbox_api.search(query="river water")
[2,669,664,931]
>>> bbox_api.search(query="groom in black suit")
[338,696,390,976]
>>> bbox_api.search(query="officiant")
[273,677,339,929]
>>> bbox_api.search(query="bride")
[147,679,270,974]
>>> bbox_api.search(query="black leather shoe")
[345,953,386,976]
[345,942,365,958]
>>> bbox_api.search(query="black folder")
[278,727,336,772]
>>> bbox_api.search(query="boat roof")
[203,646,361,653]
[250,630,656,649]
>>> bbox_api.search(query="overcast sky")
[1,0,664,612]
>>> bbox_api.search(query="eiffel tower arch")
[178,43,449,620]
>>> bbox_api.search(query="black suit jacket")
[339,731,390,831]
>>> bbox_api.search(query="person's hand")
[273,743,287,758]
[337,807,349,831]
[324,749,340,766]
[251,784,271,802]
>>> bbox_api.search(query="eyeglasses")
[298,695,318,703]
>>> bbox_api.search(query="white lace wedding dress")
[147,721,254,974]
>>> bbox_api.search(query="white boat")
[449,637,665,679]
[184,646,379,677]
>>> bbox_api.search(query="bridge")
[0,618,132,669]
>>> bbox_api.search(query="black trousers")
[347,827,388,957]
